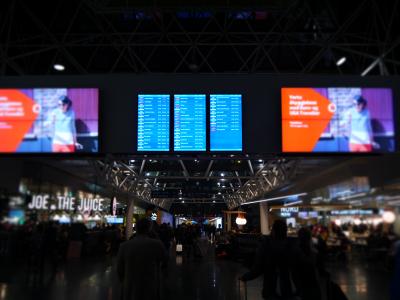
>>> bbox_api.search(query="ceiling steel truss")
[224,158,298,209]
[91,156,300,210]
[92,159,173,210]
[0,0,399,75]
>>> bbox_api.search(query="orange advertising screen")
[0,88,99,153]
[282,87,395,153]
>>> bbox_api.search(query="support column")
[260,202,270,235]
[395,208,400,236]
[226,212,232,232]
[125,197,135,240]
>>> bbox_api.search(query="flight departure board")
[137,94,170,151]
[210,94,242,151]
[174,94,206,151]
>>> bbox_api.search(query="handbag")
[176,244,183,252]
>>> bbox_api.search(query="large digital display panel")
[282,87,395,152]
[0,88,99,153]
[137,94,170,151]
[210,94,242,151]
[174,94,206,151]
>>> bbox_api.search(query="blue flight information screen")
[210,94,242,151]
[137,94,170,151]
[174,94,206,151]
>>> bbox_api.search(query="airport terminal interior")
[1,1,400,300]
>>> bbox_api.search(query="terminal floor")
[0,243,393,300]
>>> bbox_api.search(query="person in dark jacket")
[293,227,322,300]
[117,218,168,300]
[240,220,299,299]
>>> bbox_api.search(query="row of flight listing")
[0,87,396,153]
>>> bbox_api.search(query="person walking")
[240,220,299,299]
[116,218,168,300]
[293,227,322,300]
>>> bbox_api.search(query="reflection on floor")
[327,260,391,300]
[0,240,393,300]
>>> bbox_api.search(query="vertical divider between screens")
[392,86,399,152]
[170,93,174,153]
[97,88,103,154]
[279,88,284,153]
[136,94,139,152]
[240,94,244,153]
[206,94,210,153]
[134,93,139,153]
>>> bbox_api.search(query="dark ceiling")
[0,0,399,75]
[1,1,400,214]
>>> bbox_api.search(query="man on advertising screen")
[50,95,82,152]
[344,95,376,152]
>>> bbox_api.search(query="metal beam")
[204,160,214,181]
[247,160,254,175]
[179,160,190,181]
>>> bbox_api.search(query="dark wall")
[1,73,399,154]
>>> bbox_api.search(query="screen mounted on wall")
[174,94,206,151]
[137,94,170,152]
[282,87,395,153]
[0,88,99,153]
[210,94,242,151]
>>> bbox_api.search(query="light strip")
[284,200,303,207]
[338,192,367,201]
[241,193,307,205]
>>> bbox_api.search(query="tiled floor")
[0,241,393,300]
[327,260,392,300]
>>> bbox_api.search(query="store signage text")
[280,207,299,218]
[28,194,104,212]
[331,209,373,216]
[280,207,299,213]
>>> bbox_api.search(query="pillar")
[125,197,135,240]
[260,202,270,235]
[227,213,232,232]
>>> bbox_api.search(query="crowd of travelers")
[1,218,399,299]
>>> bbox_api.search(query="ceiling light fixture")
[382,211,396,223]
[336,57,346,66]
[53,64,65,71]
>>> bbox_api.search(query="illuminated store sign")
[280,207,300,218]
[280,207,299,213]
[106,216,124,224]
[27,194,104,212]
[331,209,373,216]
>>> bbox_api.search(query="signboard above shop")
[27,194,105,212]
